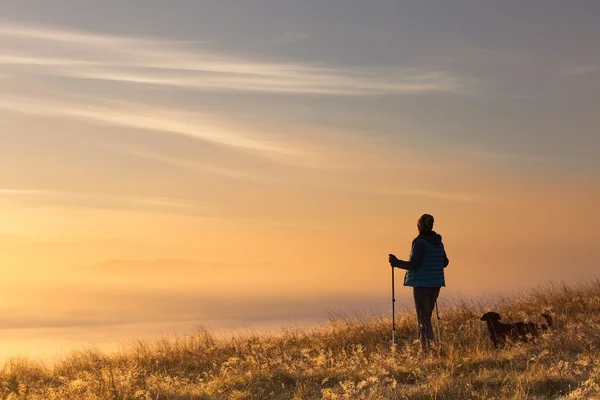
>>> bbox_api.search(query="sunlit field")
[1,280,599,399]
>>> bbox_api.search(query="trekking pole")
[435,300,441,356]
[391,264,396,350]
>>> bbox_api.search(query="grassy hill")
[1,280,599,399]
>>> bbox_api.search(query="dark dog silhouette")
[480,312,553,348]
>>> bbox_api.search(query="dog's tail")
[540,313,553,330]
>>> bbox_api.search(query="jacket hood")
[420,230,442,245]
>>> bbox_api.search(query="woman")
[388,214,449,354]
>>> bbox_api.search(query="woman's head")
[417,214,434,233]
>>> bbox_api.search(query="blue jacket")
[391,231,449,287]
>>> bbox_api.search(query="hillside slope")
[1,280,599,399]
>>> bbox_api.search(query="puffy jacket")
[391,231,449,287]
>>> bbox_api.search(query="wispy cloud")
[0,22,463,95]
[112,145,274,183]
[402,188,482,203]
[378,187,482,203]
[0,187,199,211]
[460,149,545,163]
[0,94,439,171]
[0,21,468,174]
[0,96,295,158]
[562,65,599,76]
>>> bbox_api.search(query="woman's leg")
[413,287,441,353]
[424,287,440,344]
[413,287,429,351]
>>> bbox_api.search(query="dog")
[480,311,553,349]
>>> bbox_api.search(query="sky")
[0,0,599,361]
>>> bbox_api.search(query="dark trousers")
[413,287,441,352]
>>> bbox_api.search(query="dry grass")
[1,280,599,399]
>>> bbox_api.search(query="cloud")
[111,145,276,183]
[0,22,463,95]
[0,187,199,212]
[0,21,468,174]
[401,189,481,203]
[378,187,482,203]
[0,96,295,158]
[460,148,545,163]
[562,65,599,76]
[61,66,460,95]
